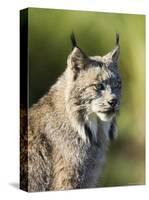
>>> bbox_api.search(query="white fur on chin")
[97,112,114,122]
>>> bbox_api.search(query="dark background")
[27,8,145,187]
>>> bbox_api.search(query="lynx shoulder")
[20,33,122,192]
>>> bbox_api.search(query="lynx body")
[20,34,121,192]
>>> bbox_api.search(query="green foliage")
[28,8,145,186]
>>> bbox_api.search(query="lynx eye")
[113,81,121,88]
[95,83,105,91]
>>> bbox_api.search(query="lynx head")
[66,33,121,124]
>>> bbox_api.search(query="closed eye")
[113,81,121,89]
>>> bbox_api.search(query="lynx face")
[89,61,121,121]
[66,34,121,123]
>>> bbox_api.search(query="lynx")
[20,33,122,192]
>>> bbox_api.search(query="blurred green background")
[28,8,145,187]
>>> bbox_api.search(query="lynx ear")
[67,33,88,73]
[71,32,78,49]
[67,47,87,70]
[111,33,120,62]
[103,33,120,63]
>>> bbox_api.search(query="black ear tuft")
[71,32,78,48]
[116,32,120,46]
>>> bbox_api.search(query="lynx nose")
[108,98,118,108]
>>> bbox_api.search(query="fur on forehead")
[77,65,117,86]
